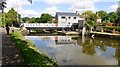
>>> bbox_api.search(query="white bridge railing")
[23,23,72,28]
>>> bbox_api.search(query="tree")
[29,17,35,23]
[35,18,41,23]
[40,13,53,23]
[97,10,107,21]
[117,1,120,24]
[22,17,30,23]
[2,13,12,26]
[82,10,97,28]
[82,10,94,18]
[4,8,21,27]
[6,8,18,22]
[104,12,119,22]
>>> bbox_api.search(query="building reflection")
[40,36,77,45]
[25,35,120,65]
[54,36,77,45]
[42,35,120,57]
[40,36,120,65]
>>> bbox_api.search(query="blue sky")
[5,0,120,17]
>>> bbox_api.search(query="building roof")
[56,12,78,16]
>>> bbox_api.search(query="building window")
[68,17,71,19]
[61,16,65,19]
[74,17,76,19]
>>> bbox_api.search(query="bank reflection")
[25,35,119,65]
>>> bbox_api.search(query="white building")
[97,18,102,23]
[55,12,84,26]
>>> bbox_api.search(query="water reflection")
[25,35,120,65]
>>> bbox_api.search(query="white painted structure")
[23,23,72,28]
[97,18,102,23]
[55,12,84,24]
[25,36,77,45]
[22,12,84,29]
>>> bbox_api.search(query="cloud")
[43,0,99,14]
[4,0,119,18]
[44,0,66,5]
[5,0,31,12]
[107,4,118,12]
[69,1,98,14]
[97,0,119,2]
[32,0,119,2]
[41,6,61,16]
[20,6,61,17]
[19,9,40,18]
[4,0,61,17]
[4,0,37,18]
[44,0,99,5]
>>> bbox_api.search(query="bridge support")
[82,26,86,36]
[28,29,30,33]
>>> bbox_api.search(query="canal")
[25,35,120,65]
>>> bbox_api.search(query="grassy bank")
[10,31,58,66]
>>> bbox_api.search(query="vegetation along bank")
[10,31,58,66]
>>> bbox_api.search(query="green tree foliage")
[117,2,120,23]
[117,9,120,19]
[3,8,21,27]
[104,12,119,22]
[82,10,97,28]
[35,17,41,23]
[29,17,35,23]
[40,13,53,23]
[82,10,94,18]
[22,17,30,23]
[97,10,107,21]
[6,8,18,22]
[2,13,12,26]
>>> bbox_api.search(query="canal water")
[25,35,120,65]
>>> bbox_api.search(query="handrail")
[23,23,72,28]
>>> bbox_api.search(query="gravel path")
[1,27,26,66]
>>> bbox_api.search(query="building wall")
[57,15,82,24]
[97,18,102,23]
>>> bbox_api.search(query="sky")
[4,0,120,18]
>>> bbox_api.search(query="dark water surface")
[25,35,120,65]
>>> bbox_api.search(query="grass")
[10,31,58,67]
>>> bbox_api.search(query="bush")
[103,26,120,31]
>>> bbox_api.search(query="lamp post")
[0,1,7,27]
[82,2,86,36]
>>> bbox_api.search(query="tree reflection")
[74,36,119,56]
[118,48,120,66]
[82,40,96,56]
[116,42,120,66]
